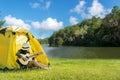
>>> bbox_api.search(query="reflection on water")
[43,46,120,59]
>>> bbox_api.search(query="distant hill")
[38,38,49,45]
[49,6,120,47]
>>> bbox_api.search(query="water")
[43,46,120,59]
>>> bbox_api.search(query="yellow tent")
[0,26,49,69]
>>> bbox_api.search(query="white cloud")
[30,2,40,8]
[45,1,51,9]
[31,21,41,28]
[70,0,111,19]
[88,0,105,17]
[31,17,63,31]
[69,16,78,25]
[4,15,30,30]
[30,1,51,10]
[70,1,86,14]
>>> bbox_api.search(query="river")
[43,46,120,59]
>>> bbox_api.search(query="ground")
[0,58,120,80]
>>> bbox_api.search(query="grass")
[0,58,120,80]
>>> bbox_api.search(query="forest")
[49,6,120,47]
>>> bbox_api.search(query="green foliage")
[56,37,63,46]
[38,37,49,44]
[95,5,120,46]
[112,6,119,14]
[49,6,120,47]
[0,20,5,27]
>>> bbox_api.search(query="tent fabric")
[0,26,49,69]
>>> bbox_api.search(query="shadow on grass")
[0,67,42,72]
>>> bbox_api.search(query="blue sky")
[0,0,120,39]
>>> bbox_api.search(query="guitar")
[18,52,43,65]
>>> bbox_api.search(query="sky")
[0,0,120,39]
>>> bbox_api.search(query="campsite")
[0,26,49,70]
[0,0,120,80]
[0,26,119,80]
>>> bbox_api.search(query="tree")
[49,6,120,47]
[0,20,5,27]
[56,37,63,46]
[95,6,120,46]
[112,6,119,14]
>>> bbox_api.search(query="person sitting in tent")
[16,43,50,70]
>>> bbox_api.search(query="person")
[16,43,50,70]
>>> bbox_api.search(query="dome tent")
[0,26,49,69]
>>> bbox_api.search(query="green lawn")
[0,58,120,80]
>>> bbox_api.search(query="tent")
[0,26,50,69]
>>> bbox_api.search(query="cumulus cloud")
[4,15,30,30]
[31,17,63,31]
[88,0,107,18]
[70,0,111,19]
[30,0,51,10]
[70,1,86,14]
[4,15,63,31]
[69,16,78,25]
[31,21,41,29]
[88,0,104,16]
